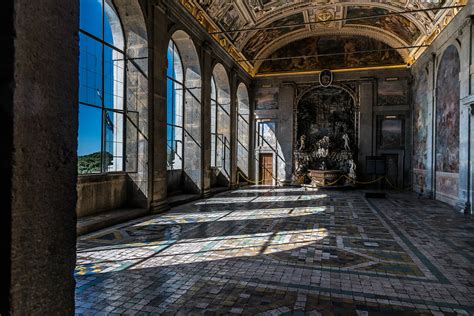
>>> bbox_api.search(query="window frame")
[78,0,128,175]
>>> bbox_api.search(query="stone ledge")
[77,208,149,236]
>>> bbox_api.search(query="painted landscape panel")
[378,79,409,106]
[256,87,279,110]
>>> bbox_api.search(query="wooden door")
[259,153,273,185]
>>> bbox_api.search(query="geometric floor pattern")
[75,187,474,315]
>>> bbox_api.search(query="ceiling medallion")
[319,69,333,87]
[316,9,334,25]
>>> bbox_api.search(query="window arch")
[78,0,126,174]
[237,83,250,176]
[167,40,184,170]
[166,30,203,192]
[211,64,231,178]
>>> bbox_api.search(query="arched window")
[166,31,202,192]
[237,84,250,176]
[211,64,231,178]
[210,76,218,167]
[167,40,184,170]
[78,0,125,174]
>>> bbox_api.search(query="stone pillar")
[358,80,375,179]
[201,43,213,196]
[277,83,296,185]
[458,18,474,212]
[230,68,239,188]
[248,82,257,182]
[150,3,169,212]
[2,0,79,313]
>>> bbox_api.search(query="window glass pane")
[104,110,124,172]
[79,33,103,106]
[78,104,102,174]
[211,76,217,100]
[80,0,103,38]
[104,46,124,110]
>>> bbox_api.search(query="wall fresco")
[258,35,404,73]
[412,66,429,171]
[346,6,421,44]
[435,45,460,173]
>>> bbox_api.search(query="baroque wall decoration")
[295,86,356,176]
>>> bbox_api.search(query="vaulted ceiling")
[184,0,466,75]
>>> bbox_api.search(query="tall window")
[237,84,250,176]
[167,40,184,170]
[210,76,218,167]
[78,0,125,174]
[211,64,231,177]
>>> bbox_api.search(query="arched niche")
[294,86,358,179]
[211,63,231,180]
[435,45,460,204]
[237,83,250,177]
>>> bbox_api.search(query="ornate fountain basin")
[307,170,344,187]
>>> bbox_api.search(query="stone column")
[230,68,239,188]
[278,83,296,185]
[248,82,257,182]
[358,80,375,179]
[201,43,213,196]
[150,3,169,212]
[3,0,79,313]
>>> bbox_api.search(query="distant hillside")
[78,152,112,174]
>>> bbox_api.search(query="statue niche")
[295,86,357,185]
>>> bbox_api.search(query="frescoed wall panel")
[436,45,460,174]
[412,66,429,171]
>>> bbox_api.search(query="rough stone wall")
[1,1,14,313]
[8,0,78,313]
[77,174,128,217]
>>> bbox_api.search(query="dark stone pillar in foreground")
[1,0,79,313]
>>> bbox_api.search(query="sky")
[78,0,116,156]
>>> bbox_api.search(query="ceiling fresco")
[258,35,404,74]
[186,0,466,75]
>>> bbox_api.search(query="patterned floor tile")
[75,187,474,315]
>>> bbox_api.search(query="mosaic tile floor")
[75,187,474,315]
